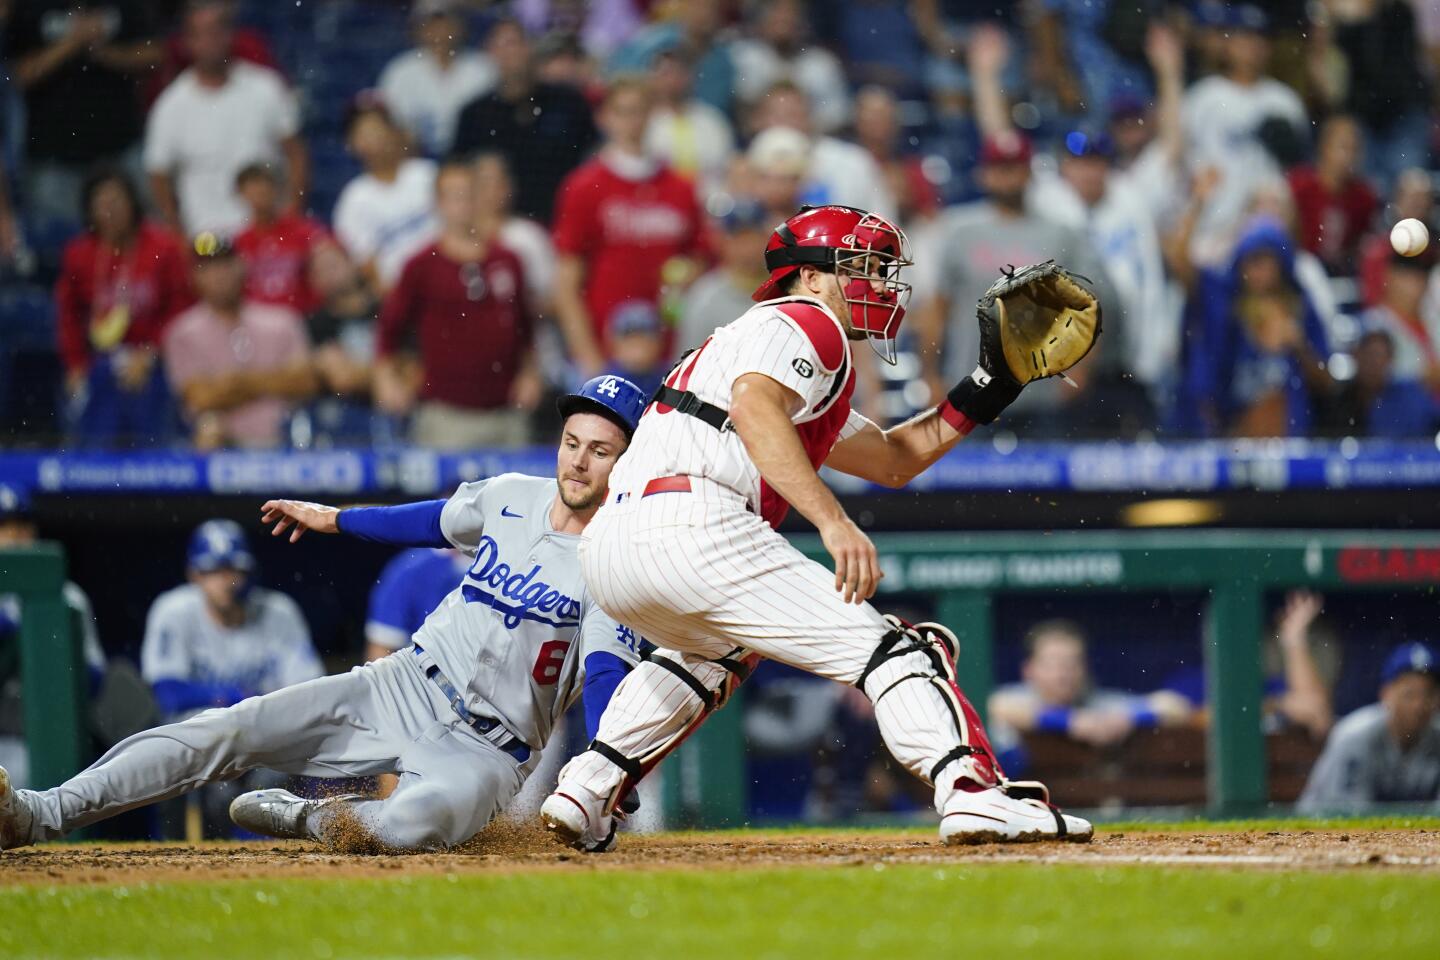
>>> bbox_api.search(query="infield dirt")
[4,822,1439,886]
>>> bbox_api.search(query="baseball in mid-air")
[1390,218,1430,257]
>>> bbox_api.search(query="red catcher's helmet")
[753,204,913,363]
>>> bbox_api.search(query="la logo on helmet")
[596,377,621,398]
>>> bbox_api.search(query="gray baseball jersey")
[16,474,644,851]
[1297,703,1440,812]
[140,585,322,707]
[419,472,641,749]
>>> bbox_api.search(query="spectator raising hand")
[1271,591,1335,739]
[5,0,161,222]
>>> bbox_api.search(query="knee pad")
[857,622,998,788]
[584,648,757,814]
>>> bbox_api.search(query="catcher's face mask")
[756,205,913,364]
[834,213,912,364]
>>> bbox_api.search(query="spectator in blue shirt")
[1184,216,1332,437]
[1318,328,1439,439]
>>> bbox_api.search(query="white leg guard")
[862,621,1093,844]
[546,647,753,850]
[857,624,1002,812]
[556,648,749,810]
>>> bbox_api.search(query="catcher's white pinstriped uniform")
[553,296,990,819]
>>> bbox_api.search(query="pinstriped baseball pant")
[562,480,980,812]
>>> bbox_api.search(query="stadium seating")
[0,284,61,441]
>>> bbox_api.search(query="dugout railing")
[0,543,85,796]
[666,530,1440,827]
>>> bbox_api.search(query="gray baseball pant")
[19,650,527,850]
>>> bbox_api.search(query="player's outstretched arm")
[825,404,977,488]
[730,373,880,605]
[261,498,449,547]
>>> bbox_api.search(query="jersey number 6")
[531,639,571,685]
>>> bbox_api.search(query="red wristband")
[936,400,977,437]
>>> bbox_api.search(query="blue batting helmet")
[187,519,256,573]
[556,375,648,438]
[1381,643,1440,687]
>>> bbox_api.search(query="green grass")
[2,861,1434,960]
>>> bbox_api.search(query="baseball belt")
[411,645,532,763]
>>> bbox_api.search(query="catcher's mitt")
[976,260,1102,386]
[944,261,1102,425]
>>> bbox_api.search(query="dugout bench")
[666,530,1440,826]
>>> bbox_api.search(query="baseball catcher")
[539,203,1103,850]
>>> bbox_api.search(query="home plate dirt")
[4,823,1439,886]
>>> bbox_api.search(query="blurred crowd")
[3,0,1440,451]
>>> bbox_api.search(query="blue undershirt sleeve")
[151,678,249,716]
[336,500,448,547]
[582,651,633,740]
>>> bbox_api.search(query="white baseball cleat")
[540,790,616,853]
[0,765,35,851]
[228,789,362,840]
[940,786,1093,845]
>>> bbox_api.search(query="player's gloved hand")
[947,261,1102,425]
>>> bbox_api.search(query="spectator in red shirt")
[232,163,329,313]
[1287,115,1379,276]
[55,168,192,448]
[375,160,539,450]
[552,77,704,376]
